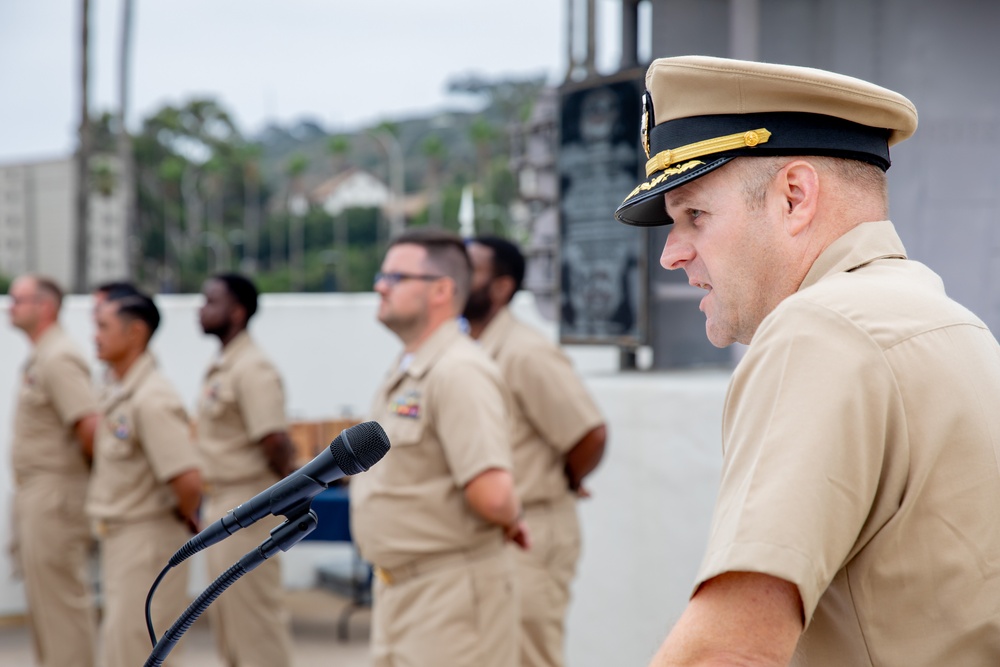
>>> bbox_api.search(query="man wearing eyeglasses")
[350,227,528,667]
[7,274,100,667]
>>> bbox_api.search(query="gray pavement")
[0,587,373,666]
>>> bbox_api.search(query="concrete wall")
[0,291,724,665]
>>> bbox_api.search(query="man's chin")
[704,320,735,349]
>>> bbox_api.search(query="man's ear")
[491,275,516,306]
[780,160,820,237]
[431,276,457,307]
[38,300,58,322]
[232,303,248,330]
[126,319,152,347]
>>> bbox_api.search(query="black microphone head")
[330,421,390,475]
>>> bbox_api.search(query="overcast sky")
[0,1,632,164]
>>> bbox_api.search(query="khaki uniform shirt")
[697,221,1000,665]
[11,324,96,484]
[351,320,513,570]
[196,331,287,484]
[86,353,200,522]
[479,307,603,505]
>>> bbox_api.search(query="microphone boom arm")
[144,509,319,667]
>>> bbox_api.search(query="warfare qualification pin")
[640,90,654,159]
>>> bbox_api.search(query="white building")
[311,167,390,217]
[0,155,128,290]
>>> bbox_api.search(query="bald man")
[8,274,99,667]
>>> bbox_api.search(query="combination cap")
[615,55,918,227]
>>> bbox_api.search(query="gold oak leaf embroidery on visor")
[624,159,705,201]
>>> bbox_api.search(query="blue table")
[301,485,370,640]
[303,485,353,542]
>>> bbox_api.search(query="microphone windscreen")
[331,421,390,474]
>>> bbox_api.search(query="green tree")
[326,135,351,175]
[239,143,264,273]
[285,153,310,291]
[447,73,547,124]
[468,116,497,199]
[421,134,447,227]
[132,98,246,291]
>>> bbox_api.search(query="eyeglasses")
[373,272,445,288]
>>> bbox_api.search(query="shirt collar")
[35,323,65,351]
[478,307,516,358]
[403,319,464,380]
[799,220,907,292]
[107,351,157,406]
[211,330,252,371]
[28,323,65,365]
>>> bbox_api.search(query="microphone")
[169,420,390,567]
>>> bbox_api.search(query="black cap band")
[649,111,892,172]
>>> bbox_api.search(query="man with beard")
[351,227,528,667]
[195,272,295,667]
[463,235,607,667]
[8,274,100,667]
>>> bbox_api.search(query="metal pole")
[369,131,405,239]
[585,0,597,77]
[117,0,136,280]
[565,0,576,82]
[620,0,640,70]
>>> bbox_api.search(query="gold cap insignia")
[640,91,653,159]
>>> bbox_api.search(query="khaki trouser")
[14,475,97,667]
[371,543,519,667]
[204,480,293,667]
[97,513,192,667]
[516,496,581,667]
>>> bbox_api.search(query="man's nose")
[660,231,694,270]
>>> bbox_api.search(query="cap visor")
[615,157,733,227]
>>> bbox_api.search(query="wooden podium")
[288,418,362,468]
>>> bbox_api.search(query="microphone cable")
[143,509,318,666]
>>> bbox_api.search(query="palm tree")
[286,153,310,291]
[73,0,91,292]
[421,134,447,226]
[368,122,405,238]
[158,156,185,291]
[203,155,228,273]
[468,116,496,194]
[327,135,351,176]
[239,144,263,273]
[326,135,351,289]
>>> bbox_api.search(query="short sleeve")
[135,387,200,483]
[696,300,901,624]
[41,351,98,427]
[507,343,603,453]
[430,357,512,487]
[235,358,287,441]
